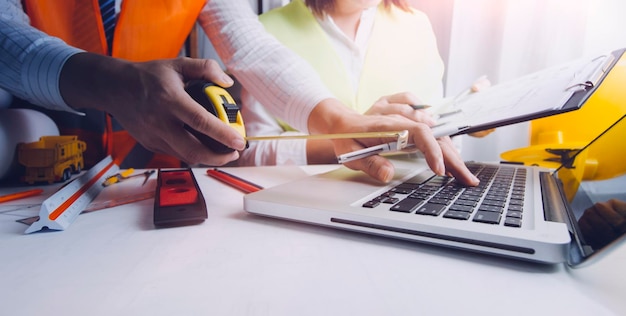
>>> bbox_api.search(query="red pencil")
[206,168,263,194]
[0,188,44,203]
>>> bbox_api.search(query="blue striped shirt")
[0,0,82,112]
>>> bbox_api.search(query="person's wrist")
[59,52,130,112]
[307,98,360,134]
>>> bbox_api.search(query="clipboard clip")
[567,53,616,93]
[565,81,594,92]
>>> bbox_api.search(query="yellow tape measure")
[185,81,246,153]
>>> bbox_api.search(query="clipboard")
[430,48,626,137]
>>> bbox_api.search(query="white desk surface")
[1,165,625,316]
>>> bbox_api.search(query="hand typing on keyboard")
[314,107,480,186]
[363,163,526,228]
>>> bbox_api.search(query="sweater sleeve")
[237,87,308,166]
[197,0,335,134]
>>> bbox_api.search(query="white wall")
[416,0,626,161]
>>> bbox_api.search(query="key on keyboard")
[361,163,527,228]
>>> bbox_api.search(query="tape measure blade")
[24,156,119,234]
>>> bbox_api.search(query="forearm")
[58,52,134,113]
[306,98,362,134]
[306,138,336,164]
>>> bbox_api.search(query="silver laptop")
[244,115,626,266]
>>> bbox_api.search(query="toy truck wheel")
[62,169,71,182]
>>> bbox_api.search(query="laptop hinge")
[541,172,597,265]
[540,172,569,225]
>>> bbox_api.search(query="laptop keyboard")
[361,163,527,228]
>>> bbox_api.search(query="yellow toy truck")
[18,136,87,184]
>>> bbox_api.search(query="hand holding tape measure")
[184,80,411,163]
[185,81,247,154]
[17,82,421,233]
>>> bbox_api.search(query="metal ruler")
[25,156,119,234]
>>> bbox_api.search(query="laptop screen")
[553,114,626,266]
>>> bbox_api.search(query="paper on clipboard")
[430,48,625,137]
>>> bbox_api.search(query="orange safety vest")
[22,0,206,169]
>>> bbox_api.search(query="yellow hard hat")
[502,53,626,183]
